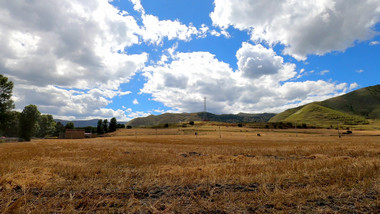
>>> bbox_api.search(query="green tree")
[102,119,108,133]
[109,117,117,132]
[97,119,103,134]
[116,123,125,129]
[19,104,40,141]
[0,75,14,135]
[65,122,74,130]
[3,111,20,137]
[54,122,65,137]
[37,115,56,138]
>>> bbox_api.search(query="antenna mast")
[203,97,207,121]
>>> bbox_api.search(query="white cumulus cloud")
[141,43,350,114]
[0,0,149,120]
[211,0,380,60]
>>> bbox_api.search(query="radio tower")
[203,97,207,121]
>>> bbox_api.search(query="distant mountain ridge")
[126,112,276,127]
[54,119,126,127]
[269,84,380,126]
[56,85,380,128]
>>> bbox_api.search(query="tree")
[19,104,40,141]
[0,74,14,135]
[109,117,117,132]
[3,111,20,137]
[37,115,56,138]
[117,123,125,129]
[102,119,108,133]
[65,122,74,130]
[54,122,65,137]
[97,119,103,134]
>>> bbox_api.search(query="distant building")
[85,132,97,138]
[65,129,85,139]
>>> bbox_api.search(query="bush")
[189,121,194,126]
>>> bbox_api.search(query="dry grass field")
[0,126,379,213]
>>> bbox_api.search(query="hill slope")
[269,106,303,123]
[320,84,380,119]
[270,103,369,126]
[126,112,275,127]
[269,85,380,126]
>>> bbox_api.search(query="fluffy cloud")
[140,14,201,45]
[236,43,296,83]
[0,0,147,89]
[0,0,223,120]
[130,0,226,45]
[142,43,350,113]
[12,84,133,120]
[0,0,150,120]
[211,0,380,60]
[349,82,359,90]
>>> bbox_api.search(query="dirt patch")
[180,152,204,157]
[305,154,329,159]
[234,154,255,158]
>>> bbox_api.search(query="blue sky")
[1,0,380,121]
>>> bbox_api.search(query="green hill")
[271,103,369,126]
[319,85,380,119]
[126,112,275,127]
[268,106,303,123]
[269,85,380,127]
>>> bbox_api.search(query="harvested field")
[0,127,379,213]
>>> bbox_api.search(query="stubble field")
[0,126,379,213]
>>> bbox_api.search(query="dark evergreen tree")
[65,122,74,130]
[54,122,65,137]
[97,119,103,134]
[37,115,56,138]
[116,124,125,129]
[102,119,108,133]
[3,111,20,137]
[19,104,40,141]
[109,117,117,132]
[0,74,14,135]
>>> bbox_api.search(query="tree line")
[96,118,125,134]
[0,74,123,141]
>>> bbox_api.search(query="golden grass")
[0,127,379,213]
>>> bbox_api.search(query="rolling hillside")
[270,85,380,126]
[126,112,275,127]
[320,84,380,119]
[270,103,368,126]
